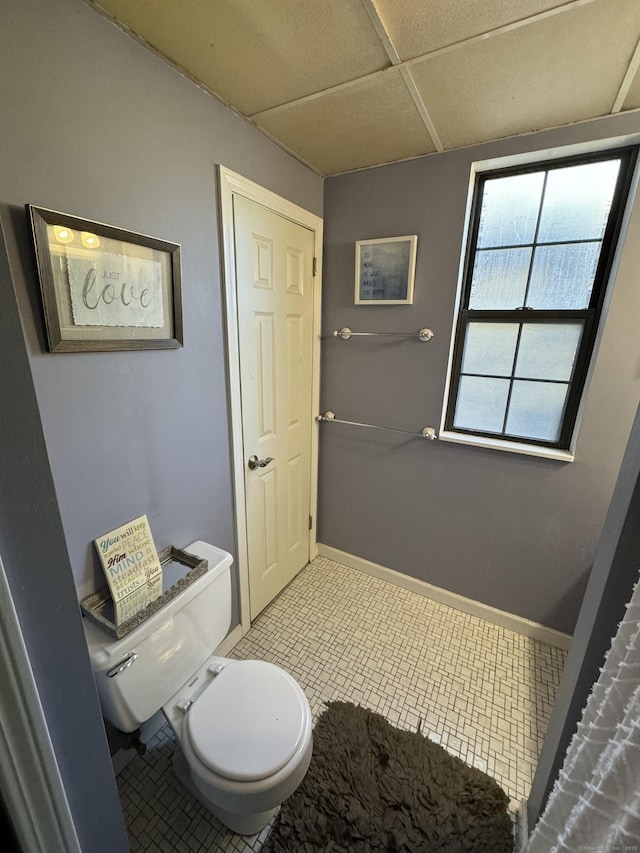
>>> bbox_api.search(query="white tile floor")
[116,555,567,852]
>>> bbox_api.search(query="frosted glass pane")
[506,381,569,442]
[477,172,544,247]
[469,247,532,309]
[461,323,519,376]
[515,323,583,381]
[527,242,600,309]
[454,376,509,433]
[537,160,620,243]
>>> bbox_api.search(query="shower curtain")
[524,574,640,852]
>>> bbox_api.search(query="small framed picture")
[355,235,417,305]
[27,205,183,352]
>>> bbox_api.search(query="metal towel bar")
[333,326,434,342]
[317,411,437,440]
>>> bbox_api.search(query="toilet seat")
[185,660,307,782]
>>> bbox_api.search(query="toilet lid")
[186,660,308,782]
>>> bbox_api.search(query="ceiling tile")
[254,69,437,174]
[622,67,640,110]
[95,0,390,115]
[376,0,571,60]
[410,0,640,149]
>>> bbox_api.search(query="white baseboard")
[111,746,138,776]
[317,544,572,650]
[140,710,166,743]
[216,623,244,656]
[517,799,529,850]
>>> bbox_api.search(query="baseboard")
[317,544,572,650]
[216,622,244,656]
[111,746,138,776]
[140,710,166,743]
[517,799,529,850]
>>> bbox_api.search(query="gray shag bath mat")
[263,701,513,852]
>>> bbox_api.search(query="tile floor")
[116,555,567,852]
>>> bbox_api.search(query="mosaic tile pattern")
[117,555,567,852]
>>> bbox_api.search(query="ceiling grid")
[359,0,444,152]
[90,0,640,174]
[612,36,640,113]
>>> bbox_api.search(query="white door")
[233,194,315,619]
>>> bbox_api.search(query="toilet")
[83,541,313,835]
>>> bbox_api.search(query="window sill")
[438,430,575,462]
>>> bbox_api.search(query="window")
[444,146,638,455]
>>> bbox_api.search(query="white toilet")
[83,541,313,835]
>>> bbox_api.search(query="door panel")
[255,313,276,438]
[287,454,302,551]
[287,314,303,427]
[234,194,314,619]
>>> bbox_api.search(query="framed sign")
[355,235,417,305]
[27,205,183,352]
[94,514,163,626]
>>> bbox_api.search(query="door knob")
[248,455,274,470]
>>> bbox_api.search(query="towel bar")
[332,326,434,342]
[317,411,437,440]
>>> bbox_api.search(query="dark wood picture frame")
[27,205,183,352]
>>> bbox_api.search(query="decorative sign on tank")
[94,514,164,625]
[355,235,417,305]
[81,533,208,639]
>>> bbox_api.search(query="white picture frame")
[355,235,418,305]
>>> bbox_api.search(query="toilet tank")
[83,541,233,732]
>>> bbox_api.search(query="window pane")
[469,247,532,309]
[537,160,621,243]
[515,322,583,381]
[461,322,519,376]
[506,380,569,442]
[477,172,544,247]
[454,376,509,433]
[527,242,600,309]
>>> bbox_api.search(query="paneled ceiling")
[90,0,640,175]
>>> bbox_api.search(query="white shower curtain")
[524,575,640,852]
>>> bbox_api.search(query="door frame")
[217,166,323,635]
[0,553,81,853]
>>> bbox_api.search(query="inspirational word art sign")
[355,235,417,305]
[68,252,165,327]
[95,515,163,624]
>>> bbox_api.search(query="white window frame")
[439,135,640,462]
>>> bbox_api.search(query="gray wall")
[320,114,640,634]
[0,230,128,851]
[1,0,322,619]
[0,0,321,847]
[528,401,640,824]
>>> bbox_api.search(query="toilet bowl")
[163,656,313,834]
[83,540,312,835]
